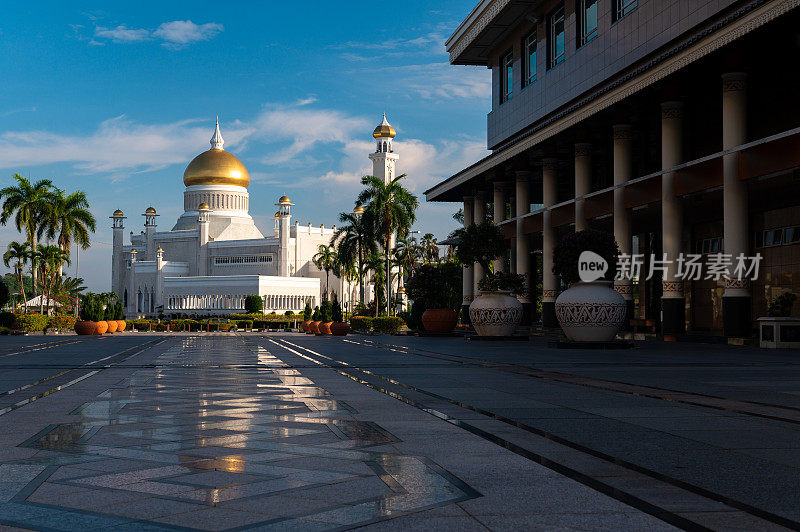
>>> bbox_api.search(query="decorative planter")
[330,322,350,336]
[74,321,96,335]
[117,320,126,332]
[310,321,321,334]
[301,320,312,333]
[421,309,458,334]
[319,322,333,335]
[555,281,627,342]
[95,321,109,335]
[106,320,118,333]
[469,291,523,337]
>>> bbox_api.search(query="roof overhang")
[446,0,541,65]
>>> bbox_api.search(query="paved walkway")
[0,333,797,530]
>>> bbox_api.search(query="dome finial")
[210,116,224,150]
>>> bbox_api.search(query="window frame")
[500,49,514,104]
[522,30,537,87]
[577,0,599,47]
[548,5,566,69]
[612,0,638,23]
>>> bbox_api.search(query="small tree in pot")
[330,292,349,336]
[302,300,313,333]
[453,222,523,337]
[406,263,462,334]
[552,229,626,342]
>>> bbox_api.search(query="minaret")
[369,113,399,184]
[276,195,293,277]
[197,203,211,276]
[111,210,126,297]
[143,207,158,260]
[211,116,224,149]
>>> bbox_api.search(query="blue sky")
[0,1,490,290]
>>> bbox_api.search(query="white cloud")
[376,63,491,100]
[94,25,150,43]
[154,20,224,47]
[88,20,223,48]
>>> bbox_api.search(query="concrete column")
[722,72,751,338]
[661,101,685,335]
[473,192,486,296]
[111,220,124,298]
[542,158,559,328]
[493,182,506,272]
[574,143,592,232]
[128,249,137,317]
[515,171,532,323]
[462,196,474,323]
[613,125,634,327]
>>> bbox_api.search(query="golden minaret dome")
[113,209,124,216]
[145,206,157,214]
[353,205,365,214]
[278,195,291,204]
[372,113,396,139]
[198,202,210,210]
[183,118,250,188]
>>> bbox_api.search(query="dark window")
[549,5,566,68]
[754,231,763,248]
[764,230,774,247]
[613,0,638,22]
[501,50,514,103]
[773,229,784,246]
[577,0,598,46]
[523,30,537,86]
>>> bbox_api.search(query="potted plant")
[114,300,126,332]
[318,298,333,335]
[75,293,98,335]
[310,306,321,334]
[454,221,523,337]
[95,302,109,335]
[302,301,313,333]
[406,263,462,334]
[330,292,349,336]
[553,229,625,342]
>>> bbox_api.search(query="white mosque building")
[111,115,401,318]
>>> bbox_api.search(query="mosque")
[111,115,400,317]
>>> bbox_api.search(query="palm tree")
[32,245,70,314]
[0,175,54,290]
[420,233,440,264]
[3,241,31,312]
[42,188,96,276]
[332,210,377,306]
[357,174,418,315]
[312,244,337,298]
[363,251,386,317]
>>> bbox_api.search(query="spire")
[210,116,224,150]
[381,112,389,126]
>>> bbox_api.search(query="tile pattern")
[0,337,477,530]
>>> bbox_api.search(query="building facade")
[427,0,800,337]
[112,116,401,317]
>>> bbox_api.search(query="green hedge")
[14,314,49,332]
[372,317,405,334]
[350,316,372,331]
[0,311,16,328]
[48,315,76,330]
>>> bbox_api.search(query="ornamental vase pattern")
[555,281,627,342]
[469,291,523,337]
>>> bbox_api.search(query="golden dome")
[373,113,396,139]
[157,247,163,252]
[145,206,156,214]
[183,149,250,188]
[274,210,281,218]
[353,205,365,214]
[113,209,124,216]
[131,248,137,253]
[198,202,210,210]
[278,195,291,204]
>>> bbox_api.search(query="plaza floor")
[0,333,798,530]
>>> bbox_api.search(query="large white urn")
[469,291,523,337]
[555,281,626,342]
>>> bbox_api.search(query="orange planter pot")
[116,320,126,332]
[106,320,118,333]
[74,321,96,335]
[319,322,333,335]
[330,322,350,336]
[421,309,458,334]
[301,320,312,333]
[310,321,321,334]
[95,321,109,335]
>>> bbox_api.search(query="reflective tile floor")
[0,337,477,530]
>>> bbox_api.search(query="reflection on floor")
[1,337,477,530]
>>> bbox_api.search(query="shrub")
[132,319,152,332]
[768,293,797,317]
[352,303,370,317]
[350,316,372,332]
[311,306,320,321]
[320,299,333,322]
[14,314,48,332]
[477,271,526,295]
[331,292,343,322]
[0,311,16,328]
[453,221,506,273]
[245,295,263,314]
[553,229,619,286]
[285,310,294,316]
[303,301,312,321]
[372,316,405,334]
[409,300,426,332]
[233,319,254,330]
[48,315,76,330]
[406,263,462,312]
[0,281,9,310]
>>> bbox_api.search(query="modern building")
[111,116,403,317]
[426,0,800,337]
